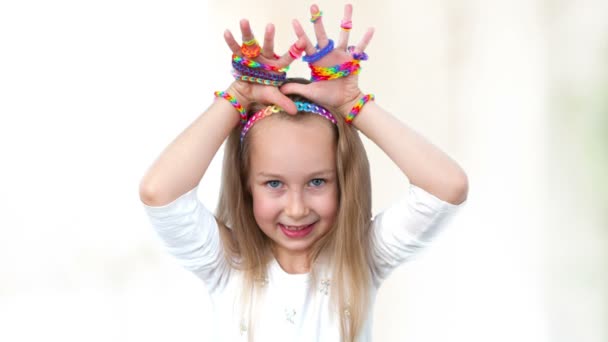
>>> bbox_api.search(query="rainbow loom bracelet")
[345,94,375,124]
[302,39,335,63]
[310,59,361,81]
[213,91,247,124]
[232,54,289,73]
[231,70,285,87]
[232,60,287,81]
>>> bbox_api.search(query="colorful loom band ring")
[302,39,335,63]
[241,44,261,58]
[310,10,323,23]
[289,43,305,59]
[347,46,369,61]
[340,20,352,31]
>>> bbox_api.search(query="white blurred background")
[0,0,606,341]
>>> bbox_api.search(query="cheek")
[315,188,339,220]
[252,191,280,221]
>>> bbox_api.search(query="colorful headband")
[240,101,337,142]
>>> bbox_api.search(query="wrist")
[226,82,253,110]
[336,91,365,119]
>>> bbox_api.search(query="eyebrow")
[256,170,335,178]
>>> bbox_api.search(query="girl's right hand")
[224,19,306,114]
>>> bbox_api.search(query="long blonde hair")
[216,80,373,341]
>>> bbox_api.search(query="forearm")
[350,101,468,205]
[139,85,246,206]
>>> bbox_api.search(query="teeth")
[283,224,309,231]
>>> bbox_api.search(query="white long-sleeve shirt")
[143,184,462,341]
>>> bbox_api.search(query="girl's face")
[247,116,338,260]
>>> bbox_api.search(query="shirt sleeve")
[369,184,464,286]
[142,186,231,292]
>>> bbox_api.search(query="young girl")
[140,4,468,341]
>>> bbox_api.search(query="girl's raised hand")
[224,19,306,114]
[280,4,374,117]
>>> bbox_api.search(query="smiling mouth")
[281,224,314,231]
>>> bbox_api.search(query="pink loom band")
[340,20,352,31]
[289,43,304,59]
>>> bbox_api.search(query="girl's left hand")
[280,4,374,117]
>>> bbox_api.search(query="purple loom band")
[347,46,368,61]
[232,61,287,81]
[303,39,335,63]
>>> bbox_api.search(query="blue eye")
[309,179,325,187]
[266,180,282,189]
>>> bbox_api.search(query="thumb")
[269,91,298,115]
[280,82,312,100]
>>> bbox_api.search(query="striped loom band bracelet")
[213,90,247,124]
[231,70,285,87]
[232,61,287,81]
[302,39,335,63]
[310,10,323,23]
[309,60,361,81]
[294,101,337,124]
[232,54,290,73]
[346,46,369,61]
[345,94,375,124]
[340,19,352,31]
[240,105,282,142]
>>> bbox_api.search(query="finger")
[240,19,255,42]
[280,82,313,102]
[269,89,298,114]
[261,23,275,58]
[353,27,375,54]
[336,4,353,50]
[292,19,316,55]
[310,4,329,49]
[276,36,307,65]
[223,30,241,55]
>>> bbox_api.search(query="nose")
[285,190,309,220]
